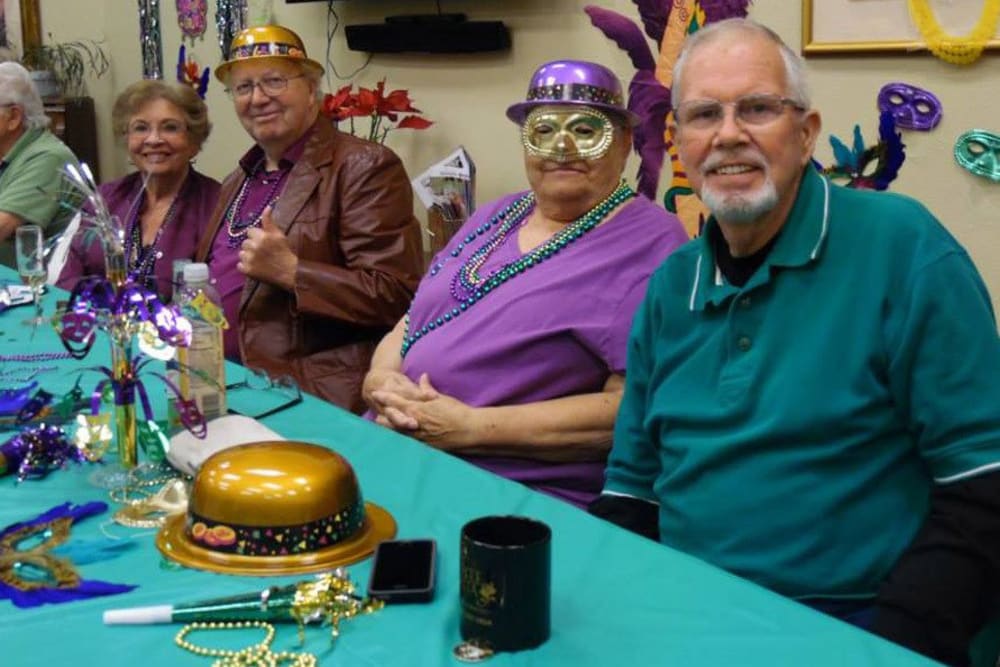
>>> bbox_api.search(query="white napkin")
[166,414,285,476]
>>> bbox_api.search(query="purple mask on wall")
[877,82,943,131]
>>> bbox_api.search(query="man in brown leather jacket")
[197,25,423,413]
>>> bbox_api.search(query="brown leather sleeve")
[293,145,423,327]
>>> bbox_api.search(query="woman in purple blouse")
[363,61,689,508]
[57,80,220,300]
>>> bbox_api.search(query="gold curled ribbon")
[907,0,1000,65]
[291,570,385,643]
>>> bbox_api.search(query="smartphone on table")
[368,538,437,603]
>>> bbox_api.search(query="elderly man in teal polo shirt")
[594,18,1000,667]
[0,62,78,268]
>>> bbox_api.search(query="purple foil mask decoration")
[877,82,942,132]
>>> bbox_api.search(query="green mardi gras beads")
[401,181,635,357]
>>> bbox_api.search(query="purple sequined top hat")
[506,59,639,127]
[214,25,324,83]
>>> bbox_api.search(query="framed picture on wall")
[802,0,1000,56]
[0,0,25,55]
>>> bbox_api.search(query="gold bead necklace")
[174,621,317,667]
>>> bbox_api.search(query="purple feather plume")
[585,6,657,72]
[630,72,672,199]
[176,44,186,84]
[630,0,671,44]
[585,5,670,199]
[873,110,905,190]
[699,0,754,23]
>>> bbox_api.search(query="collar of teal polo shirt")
[688,166,831,311]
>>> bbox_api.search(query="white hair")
[671,18,811,108]
[0,62,51,130]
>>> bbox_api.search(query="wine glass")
[15,225,46,328]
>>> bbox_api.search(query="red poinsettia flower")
[397,115,434,130]
[320,79,433,144]
[322,85,360,122]
[353,85,379,117]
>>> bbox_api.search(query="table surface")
[0,275,939,667]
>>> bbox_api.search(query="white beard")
[699,177,779,225]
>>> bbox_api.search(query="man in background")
[0,61,78,267]
[594,18,1000,667]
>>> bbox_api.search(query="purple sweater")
[400,192,688,507]
[57,169,220,301]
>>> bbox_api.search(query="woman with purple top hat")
[363,60,689,509]
[57,80,220,301]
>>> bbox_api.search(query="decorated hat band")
[506,59,639,127]
[229,40,307,62]
[214,25,324,83]
[187,497,365,557]
[526,83,623,108]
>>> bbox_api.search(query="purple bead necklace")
[0,353,69,385]
[125,177,188,281]
[0,352,73,363]
[225,163,285,249]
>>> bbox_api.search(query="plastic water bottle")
[169,262,227,430]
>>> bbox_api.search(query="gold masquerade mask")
[0,502,136,605]
[0,517,79,591]
[113,479,190,529]
[521,106,615,163]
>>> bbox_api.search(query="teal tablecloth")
[0,276,939,667]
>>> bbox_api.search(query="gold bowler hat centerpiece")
[156,441,396,575]
[214,25,325,83]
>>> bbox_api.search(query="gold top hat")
[156,441,396,575]
[214,25,325,83]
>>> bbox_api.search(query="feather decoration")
[630,0,671,45]
[851,125,866,168]
[176,44,186,86]
[828,131,858,172]
[630,71,672,198]
[698,0,754,23]
[177,45,210,99]
[52,537,136,565]
[585,6,657,72]
[870,110,905,190]
[821,111,905,191]
[585,5,669,200]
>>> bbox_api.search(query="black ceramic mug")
[459,515,551,652]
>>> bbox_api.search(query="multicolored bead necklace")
[225,162,285,249]
[402,180,635,357]
[124,177,188,281]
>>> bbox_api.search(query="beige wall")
[15,0,1000,307]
